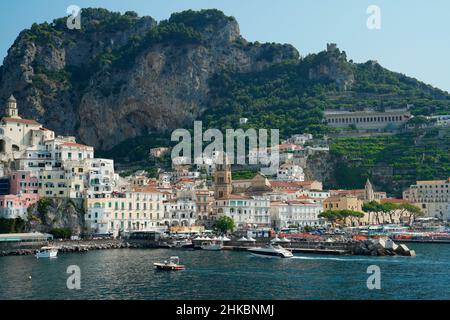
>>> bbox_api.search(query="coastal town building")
[270,200,323,230]
[427,115,450,127]
[324,108,411,131]
[403,178,450,221]
[84,187,167,236]
[214,194,271,229]
[284,133,313,146]
[270,180,323,192]
[9,170,39,195]
[162,197,197,227]
[0,193,39,219]
[194,189,214,225]
[323,195,363,212]
[330,180,387,202]
[276,163,305,182]
[0,95,54,159]
[303,190,331,202]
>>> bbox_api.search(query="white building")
[270,200,323,230]
[277,164,305,182]
[0,95,54,160]
[85,158,116,199]
[163,197,197,227]
[1,94,118,202]
[285,134,313,146]
[324,108,411,131]
[428,115,450,127]
[403,178,450,221]
[301,190,331,203]
[214,195,271,229]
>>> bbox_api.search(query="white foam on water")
[291,255,403,263]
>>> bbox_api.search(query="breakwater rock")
[0,239,170,257]
[352,238,416,257]
[55,241,136,254]
[0,240,136,257]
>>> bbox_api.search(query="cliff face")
[27,198,85,236]
[0,8,299,150]
[308,48,355,90]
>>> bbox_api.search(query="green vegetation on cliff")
[202,49,450,138]
[330,128,450,195]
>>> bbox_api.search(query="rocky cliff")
[27,198,85,235]
[0,8,298,150]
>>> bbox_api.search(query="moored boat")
[248,244,293,258]
[154,256,185,271]
[174,239,194,249]
[200,241,223,251]
[35,246,58,258]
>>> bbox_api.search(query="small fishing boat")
[154,256,185,271]
[35,246,58,259]
[248,244,293,258]
[200,241,223,251]
[174,239,194,249]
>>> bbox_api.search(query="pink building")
[0,193,40,219]
[9,170,39,195]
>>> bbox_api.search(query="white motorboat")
[154,256,185,271]
[200,241,223,251]
[35,246,58,258]
[248,244,293,258]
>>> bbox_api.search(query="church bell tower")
[5,95,19,118]
[214,154,232,199]
[365,178,375,202]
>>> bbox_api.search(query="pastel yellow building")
[85,188,169,236]
[323,195,363,212]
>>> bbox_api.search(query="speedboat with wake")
[248,244,293,258]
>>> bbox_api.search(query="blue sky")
[1,0,449,92]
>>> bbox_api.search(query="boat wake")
[291,256,405,263]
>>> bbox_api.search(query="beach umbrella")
[247,236,256,242]
[222,236,231,241]
[238,237,248,242]
[281,237,291,242]
[271,236,281,242]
